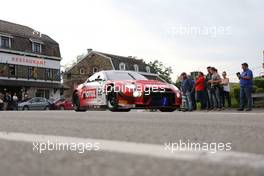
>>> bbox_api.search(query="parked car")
[72,70,181,112]
[18,97,51,111]
[50,98,73,110]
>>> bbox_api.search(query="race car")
[72,70,181,112]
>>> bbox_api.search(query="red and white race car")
[72,70,181,112]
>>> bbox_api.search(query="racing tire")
[73,93,86,112]
[59,106,65,110]
[159,108,177,112]
[45,106,50,110]
[107,91,119,112]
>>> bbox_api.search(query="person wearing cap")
[221,71,231,108]
[237,63,253,111]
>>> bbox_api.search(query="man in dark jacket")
[181,73,194,111]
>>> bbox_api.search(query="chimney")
[87,48,93,53]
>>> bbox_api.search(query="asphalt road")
[0,110,264,176]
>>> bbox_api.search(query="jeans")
[196,91,206,110]
[184,91,193,111]
[211,87,222,109]
[207,89,213,109]
[239,87,252,109]
[222,91,231,108]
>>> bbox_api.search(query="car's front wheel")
[72,93,86,112]
[107,92,130,112]
[107,92,119,112]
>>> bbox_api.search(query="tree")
[147,60,173,83]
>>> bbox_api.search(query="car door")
[38,98,47,110]
[29,98,39,110]
[83,72,106,106]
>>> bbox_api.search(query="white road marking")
[0,131,264,169]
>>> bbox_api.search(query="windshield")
[106,72,148,81]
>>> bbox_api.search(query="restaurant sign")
[0,52,60,69]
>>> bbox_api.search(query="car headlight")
[133,91,142,97]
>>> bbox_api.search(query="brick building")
[63,49,161,98]
[0,20,62,100]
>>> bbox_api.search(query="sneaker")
[237,108,244,111]
[245,109,252,111]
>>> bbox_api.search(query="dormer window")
[146,66,151,73]
[80,68,85,75]
[0,35,12,49]
[30,39,43,53]
[32,42,41,53]
[119,62,126,70]
[93,67,98,73]
[134,64,139,72]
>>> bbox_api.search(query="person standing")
[237,63,253,111]
[195,72,206,110]
[205,66,213,110]
[12,93,18,110]
[0,93,4,111]
[208,67,222,110]
[221,71,231,108]
[180,72,194,111]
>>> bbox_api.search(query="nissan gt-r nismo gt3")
[72,71,181,112]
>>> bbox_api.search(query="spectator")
[237,63,253,111]
[205,66,213,110]
[0,93,4,111]
[221,71,231,108]
[180,72,194,111]
[208,67,222,110]
[4,92,12,110]
[195,72,206,110]
[189,76,197,110]
[12,93,18,110]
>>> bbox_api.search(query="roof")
[65,50,153,74]
[0,20,58,44]
[97,52,149,72]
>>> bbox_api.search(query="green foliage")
[253,77,264,89]
[232,84,240,104]
[147,60,173,83]
[256,88,264,93]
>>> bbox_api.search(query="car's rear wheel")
[73,93,86,112]
[59,106,65,110]
[45,106,50,110]
[159,108,177,112]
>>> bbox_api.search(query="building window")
[46,68,53,80]
[29,67,37,79]
[93,67,98,73]
[32,42,42,53]
[0,36,11,49]
[146,66,151,73]
[8,64,16,77]
[119,63,126,70]
[80,68,85,75]
[134,64,139,72]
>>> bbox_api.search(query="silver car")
[18,97,51,111]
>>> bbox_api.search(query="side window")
[87,73,99,82]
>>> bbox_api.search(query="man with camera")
[237,63,253,111]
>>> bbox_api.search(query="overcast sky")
[1,0,264,81]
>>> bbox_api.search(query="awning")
[0,79,63,89]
